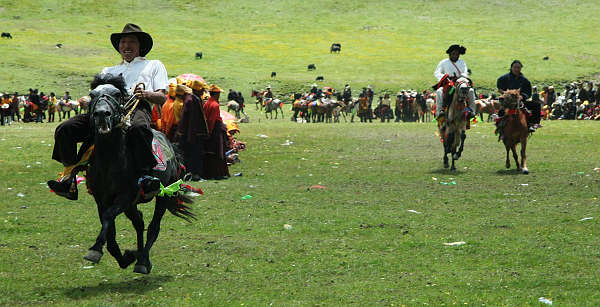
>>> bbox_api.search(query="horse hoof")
[134,263,151,274]
[522,168,529,175]
[120,250,137,269]
[505,163,510,169]
[450,166,456,171]
[84,250,103,263]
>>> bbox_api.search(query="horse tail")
[162,180,202,222]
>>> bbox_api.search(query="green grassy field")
[2,0,600,305]
[1,0,600,97]
[0,117,599,305]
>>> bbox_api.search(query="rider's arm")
[434,60,445,81]
[136,89,166,106]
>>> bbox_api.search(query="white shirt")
[434,58,468,81]
[101,57,168,94]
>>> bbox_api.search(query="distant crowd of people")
[0,89,82,125]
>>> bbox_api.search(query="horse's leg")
[456,131,466,159]
[85,205,125,263]
[119,208,145,269]
[505,144,511,169]
[134,198,168,274]
[521,138,528,174]
[511,143,520,171]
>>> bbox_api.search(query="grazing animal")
[1,32,12,39]
[499,89,531,174]
[543,56,549,60]
[307,64,316,70]
[195,52,202,59]
[439,77,472,170]
[330,43,341,53]
[271,71,277,78]
[316,76,324,81]
[83,74,196,274]
[56,43,63,48]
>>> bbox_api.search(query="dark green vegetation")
[0,119,599,305]
[1,0,600,97]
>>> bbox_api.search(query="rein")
[120,83,145,127]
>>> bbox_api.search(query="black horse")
[83,74,196,274]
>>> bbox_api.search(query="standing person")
[10,92,21,122]
[201,85,230,179]
[366,85,374,122]
[394,91,403,122]
[175,81,209,181]
[29,89,43,123]
[236,90,245,116]
[227,89,237,102]
[496,60,535,132]
[48,23,168,200]
[433,44,476,117]
[1,93,11,126]
[47,92,57,122]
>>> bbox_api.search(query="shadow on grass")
[495,169,523,176]
[59,274,173,299]
[429,168,464,175]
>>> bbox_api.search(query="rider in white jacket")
[434,44,476,116]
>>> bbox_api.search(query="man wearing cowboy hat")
[48,23,168,200]
[433,44,476,117]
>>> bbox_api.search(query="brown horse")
[439,77,471,170]
[499,89,530,174]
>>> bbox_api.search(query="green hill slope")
[1,0,598,96]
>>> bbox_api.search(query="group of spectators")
[0,89,76,125]
[536,82,600,120]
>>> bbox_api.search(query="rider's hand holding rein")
[134,88,166,106]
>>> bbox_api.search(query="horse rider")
[343,84,352,103]
[433,44,476,118]
[496,60,534,133]
[48,23,168,200]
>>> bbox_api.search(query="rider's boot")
[138,175,161,201]
[48,174,78,200]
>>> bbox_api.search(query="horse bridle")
[89,91,126,132]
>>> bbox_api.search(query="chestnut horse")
[499,89,530,174]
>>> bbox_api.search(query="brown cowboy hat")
[110,23,153,57]
[446,44,466,55]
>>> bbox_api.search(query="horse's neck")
[94,130,128,167]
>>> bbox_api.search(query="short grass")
[0,116,599,305]
[2,0,600,97]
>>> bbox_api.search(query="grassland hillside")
[1,0,600,97]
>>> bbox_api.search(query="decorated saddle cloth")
[151,129,175,172]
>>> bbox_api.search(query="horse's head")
[455,76,472,101]
[88,74,127,135]
[501,89,521,109]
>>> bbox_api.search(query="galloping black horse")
[84,74,196,274]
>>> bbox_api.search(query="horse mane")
[90,73,128,96]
